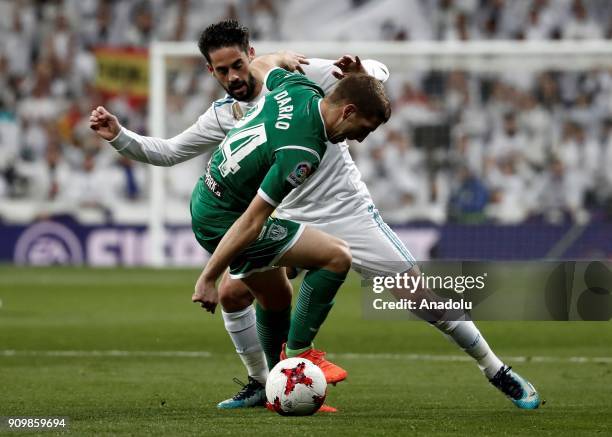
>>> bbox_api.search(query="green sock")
[255,303,290,370]
[286,344,313,357]
[287,269,347,351]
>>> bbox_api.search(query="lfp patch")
[287,162,312,187]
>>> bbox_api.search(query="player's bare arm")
[248,51,309,82]
[191,195,274,312]
[273,50,310,74]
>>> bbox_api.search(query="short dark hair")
[198,20,250,63]
[328,74,392,123]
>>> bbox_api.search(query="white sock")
[222,306,269,384]
[435,320,504,379]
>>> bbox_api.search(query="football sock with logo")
[435,320,504,379]
[286,269,347,351]
[255,303,291,370]
[222,306,269,384]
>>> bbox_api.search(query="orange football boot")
[280,344,348,385]
[317,404,338,413]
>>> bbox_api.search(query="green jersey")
[191,68,328,253]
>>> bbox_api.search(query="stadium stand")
[2,0,612,227]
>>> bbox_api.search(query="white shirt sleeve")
[361,59,390,82]
[301,58,390,95]
[108,105,226,167]
[300,59,340,95]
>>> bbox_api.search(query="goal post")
[147,39,612,266]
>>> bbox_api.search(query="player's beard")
[226,73,257,101]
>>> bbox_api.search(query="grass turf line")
[0,266,611,436]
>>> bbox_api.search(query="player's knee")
[219,292,253,312]
[326,240,352,274]
[218,278,253,312]
[258,280,292,311]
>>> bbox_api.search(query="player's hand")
[89,106,121,141]
[333,55,365,79]
[192,276,219,314]
[278,50,309,74]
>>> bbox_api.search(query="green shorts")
[192,215,304,279]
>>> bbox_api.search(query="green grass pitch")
[1,266,611,436]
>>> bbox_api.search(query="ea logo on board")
[14,221,84,265]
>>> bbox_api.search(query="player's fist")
[192,276,219,314]
[89,106,121,141]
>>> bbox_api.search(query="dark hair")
[328,74,391,123]
[198,20,250,63]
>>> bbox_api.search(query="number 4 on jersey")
[219,123,267,177]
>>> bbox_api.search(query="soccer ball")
[266,357,327,416]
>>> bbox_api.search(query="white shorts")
[283,203,416,278]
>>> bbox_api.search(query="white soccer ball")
[266,357,327,416]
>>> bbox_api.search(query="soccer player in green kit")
[93,21,541,412]
[190,55,391,386]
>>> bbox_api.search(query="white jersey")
[274,141,372,223]
[108,58,389,223]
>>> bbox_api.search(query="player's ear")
[206,63,214,74]
[248,46,255,61]
[342,104,357,120]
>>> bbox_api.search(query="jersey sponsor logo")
[204,172,224,198]
[266,223,288,241]
[286,162,312,187]
[14,221,84,265]
[204,160,224,198]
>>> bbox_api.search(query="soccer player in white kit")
[90,20,540,412]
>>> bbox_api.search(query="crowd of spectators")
[2,0,612,225]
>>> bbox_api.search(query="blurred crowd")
[2,0,612,225]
